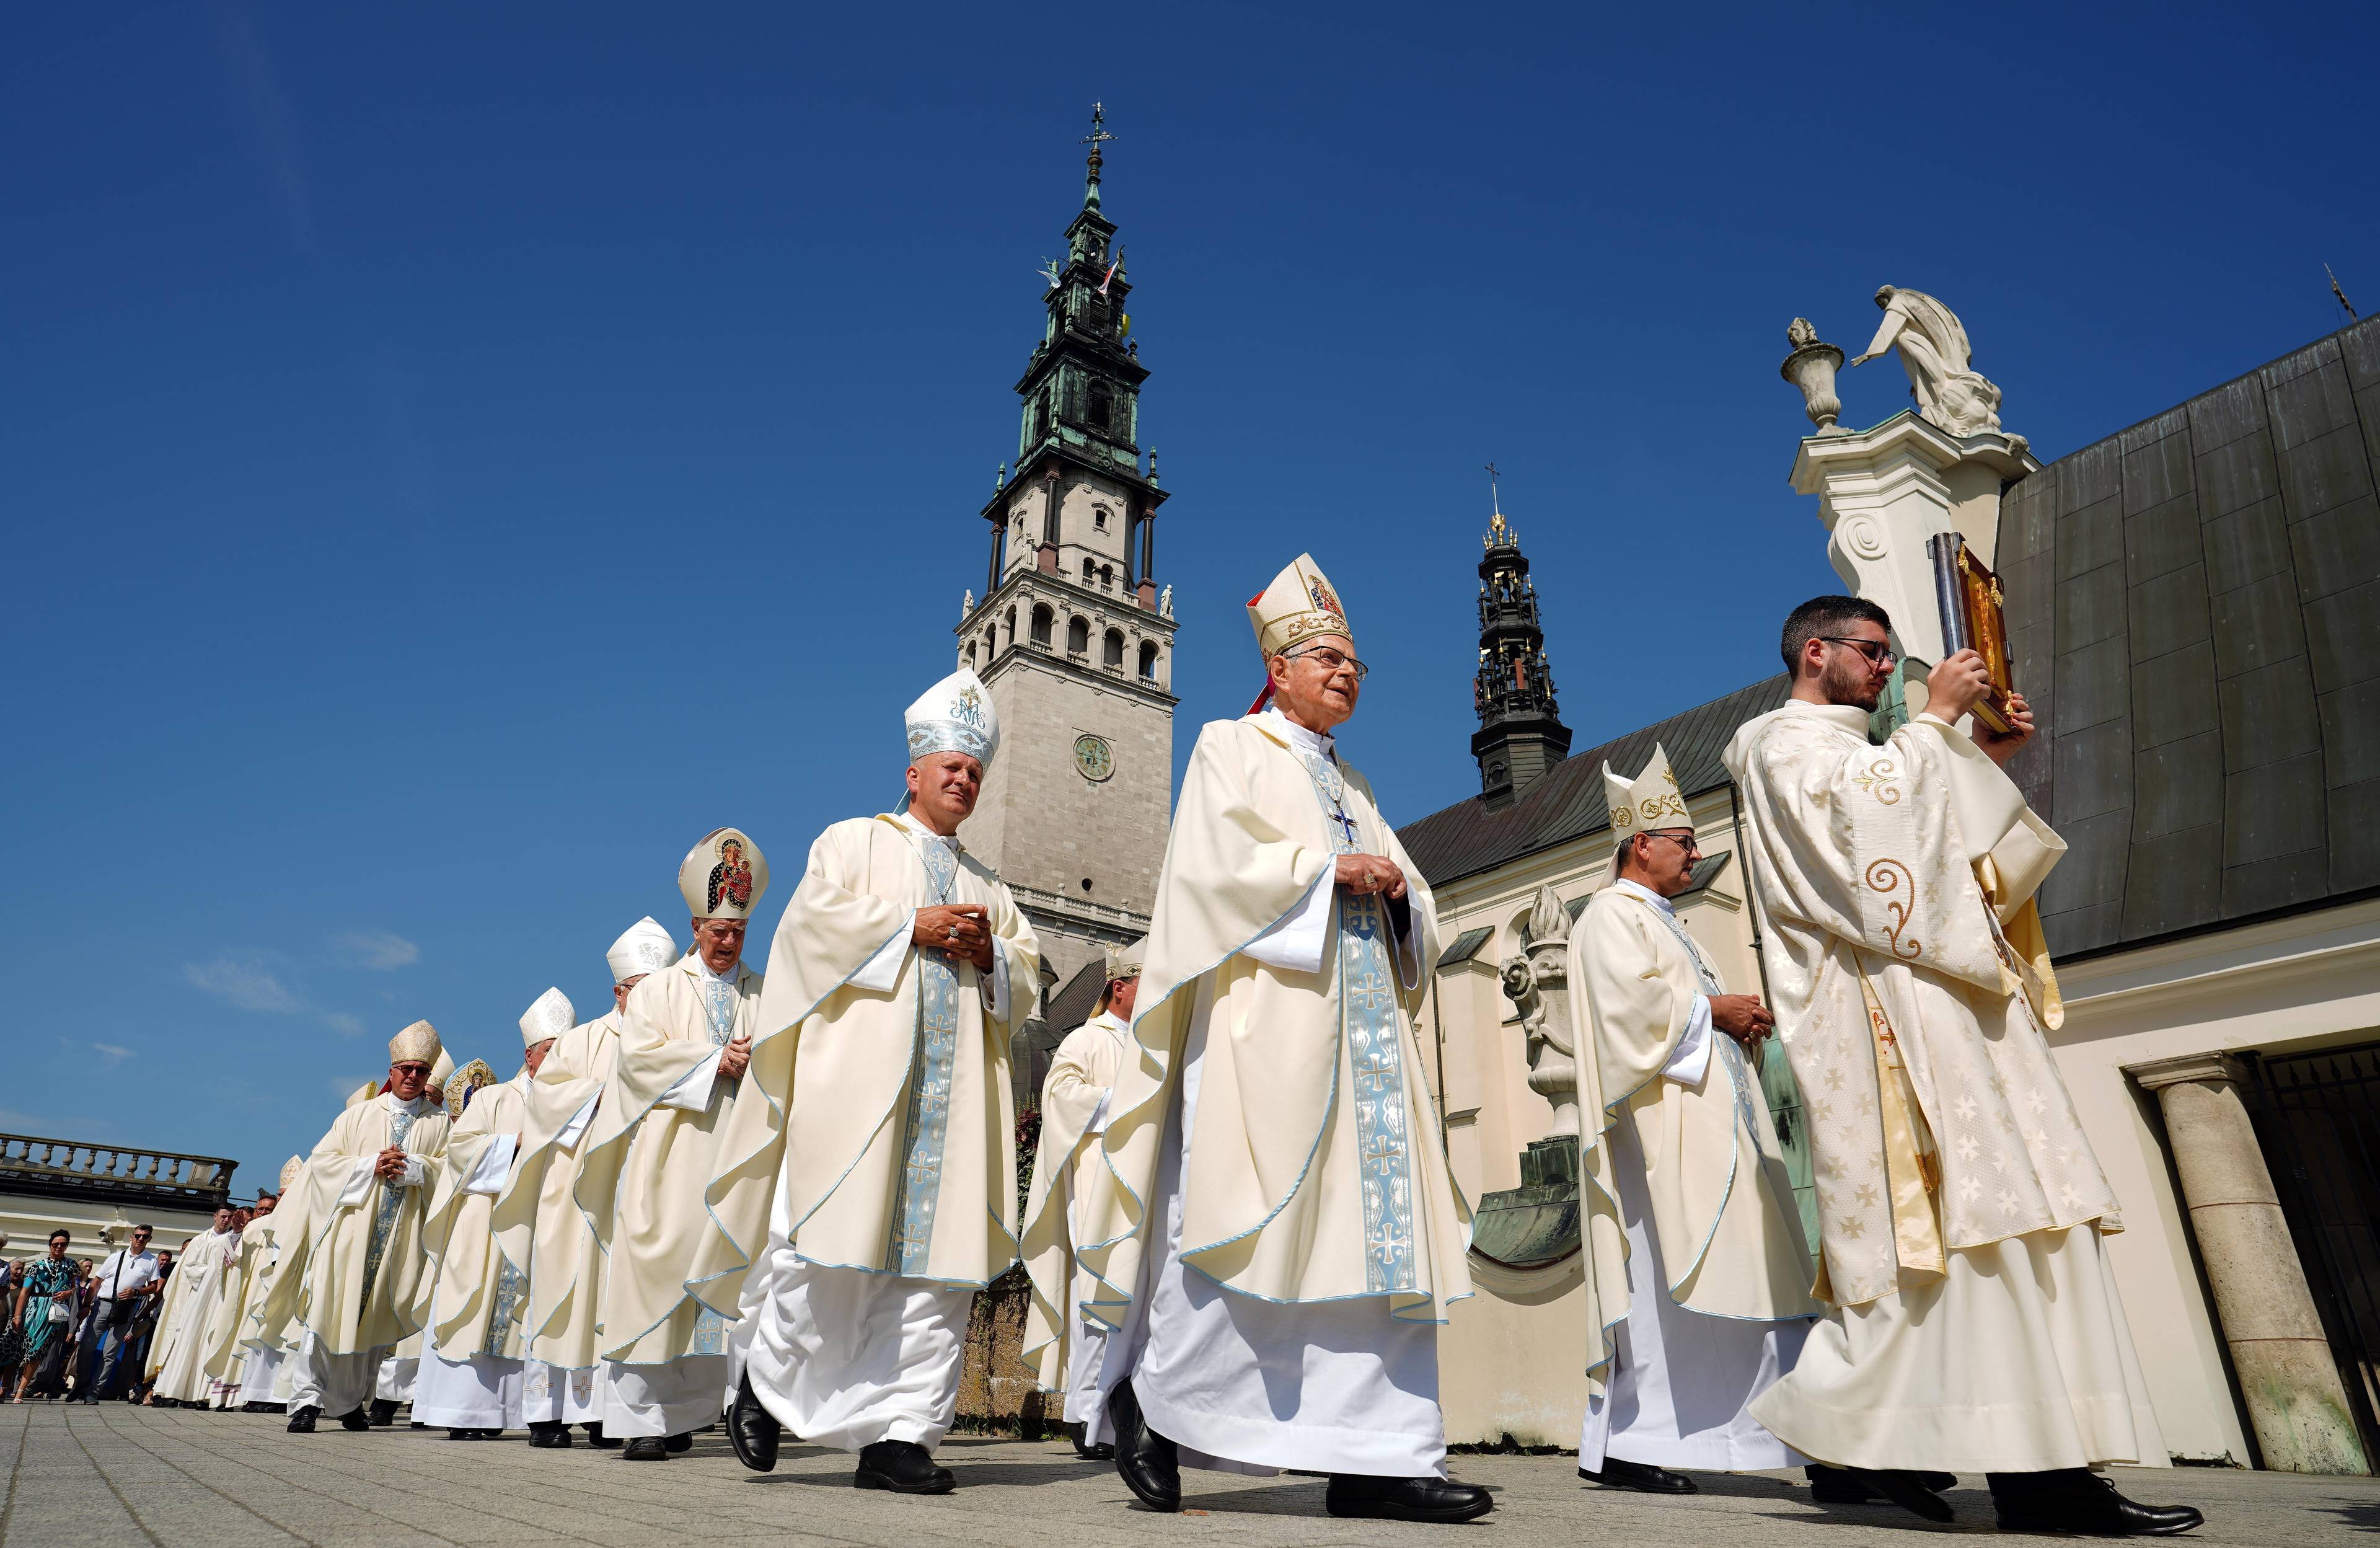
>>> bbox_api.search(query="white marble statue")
[1499,885,1582,1139]
[1158,583,1173,618]
[1850,286,2004,438]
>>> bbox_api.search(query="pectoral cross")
[1329,804,1361,849]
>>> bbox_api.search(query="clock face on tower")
[1073,733,1115,782]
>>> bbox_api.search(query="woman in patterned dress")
[11,1231,80,1400]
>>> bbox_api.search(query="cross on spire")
[1082,102,1114,208]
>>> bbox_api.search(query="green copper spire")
[1081,102,1113,210]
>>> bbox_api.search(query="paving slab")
[4,1402,2376,1547]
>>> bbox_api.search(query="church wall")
[0,1195,220,1260]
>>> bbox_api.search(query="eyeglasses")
[392,1063,431,1077]
[1644,832,1701,857]
[1285,646,1369,682]
[1820,636,1896,666]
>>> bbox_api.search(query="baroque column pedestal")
[2131,1051,2369,1474]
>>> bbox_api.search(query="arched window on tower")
[1087,381,1113,435]
[965,642,977,670]
[1082,557,1096,583]
[1066,616,1090,656]
[1100,564,1114,590]
[1005,605,1018,650]
[1139,641,1159,680]
[1093,506,1109,531]
[1031,604,1054,647]
[1103,628,1125,669]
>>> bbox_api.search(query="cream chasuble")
[1569,883,1818,1400]
[148,1226,240,1400]
[1020,1009,1132,1400]
[236,1175,317,1362]
[690,812,1039,1307]
[416,1073,532,1362]
[200,1218,282,1389]
[576,957,763,1366]
[263,1093,451,1356]
[493,1011,622,1373]
[1724,701,2164,1472]
[1038,714,1468,1359]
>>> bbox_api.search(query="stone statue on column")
[1850,285,2005,437]
[1497,883,1581,1139]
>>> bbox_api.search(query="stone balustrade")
[0,1132,237,1209]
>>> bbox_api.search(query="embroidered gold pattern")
[1864,858,1922,960]
[1853,758,1902,805]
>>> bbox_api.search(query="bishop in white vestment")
[271,1021,453,1432]
[233,1157,308,1410]
[707,668,1039,1495]
[146,1208,241,1404]
[575,830,770,1459]
[1724,596,2201,1536]
[1051,556,1490,1525]
[413,994,568,1436]
[496,918,676,1448]
[1019,942,1142,1456]
[1569,746,1820,1493]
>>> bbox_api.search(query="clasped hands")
[1709,993,1776,1051]
[915,903,996,973]
[1334,852,1408,899]
[372,1146,411,1181]
[1926,649,2034,767]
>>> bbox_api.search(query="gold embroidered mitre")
[279,1155,304,1191]
[1247,553,1353,661]
[1602,743,1690,835]
[679,827,769,920]
[387,1019,443,1066]
[1104,937,1146,983]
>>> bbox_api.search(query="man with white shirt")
[499,919,677,1450]
[1021,940,1142,1458]
[412,993,569,1439]
[1566,746,1829,1495]
[272,1021,452,1433]
[1070,555,1489,1524]
[703,668,1039,1494]
[574,833,769,1461]
[80,1224,160,1402]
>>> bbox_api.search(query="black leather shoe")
[446,1428,474,1440]
[1074,1441,1116,1461]
[856,1440,955,1494]
[1837,1468,1954,1523]
[1807,1464,1959,1503]
[1327,1475,1496,1523]
[664,1431,692,1454]
[728,1375,781,1473]
[366,1399,399,1426]
[1106,1378,1179,1512]
[286,1406,319,1434]
[528,1422,571,1449]
[585,1425,621,1449]
[1990,1469,2205,1536]
[335,1407,369,1431]
[622,1436,669,1461]
[1579,1456,1697,1493]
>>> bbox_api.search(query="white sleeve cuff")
[555,1092,600,1151]
[337,1157,376,1208]
[1662,996,1714,1087]
[979,949,1011,1022]
[657,1051,725,1112]
[1085,1086,1115,1137]
[1243,867,1332,974]
[850,911,915,993]
[462,1135,516,1196]
[1389,900,1423,991]
[397,1154,426,1189]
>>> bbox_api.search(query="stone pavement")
[6,1404,2378,1547]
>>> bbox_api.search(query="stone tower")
[954,105,1176,993]
[1470,494,1571,809]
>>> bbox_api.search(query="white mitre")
[389,1019,444,1066]
[905,667,999,767]
[279,1156,304,1192]
[679,828,770,921]
[346,1081,378,1108]
[606,916,679,984]
[1248,552,1354,660]
[1602,743,1691,836]
[520,987,574,1050]
[1105,936,1146,982]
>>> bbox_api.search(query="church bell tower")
[954,105,1177,992]
[1471,477,1571,809]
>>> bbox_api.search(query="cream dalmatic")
[1725,698,2165,1472]
[148,1219,242,1402]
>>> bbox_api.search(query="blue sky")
[5,2,2372,1195]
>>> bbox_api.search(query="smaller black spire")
[1470,482,1572,809]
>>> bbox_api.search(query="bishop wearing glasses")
[1721,596,2200,1536]
[1047,554,1491,1525]
[1566,746,1821,1497]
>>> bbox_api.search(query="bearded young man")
[1723,595,2202,1536]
